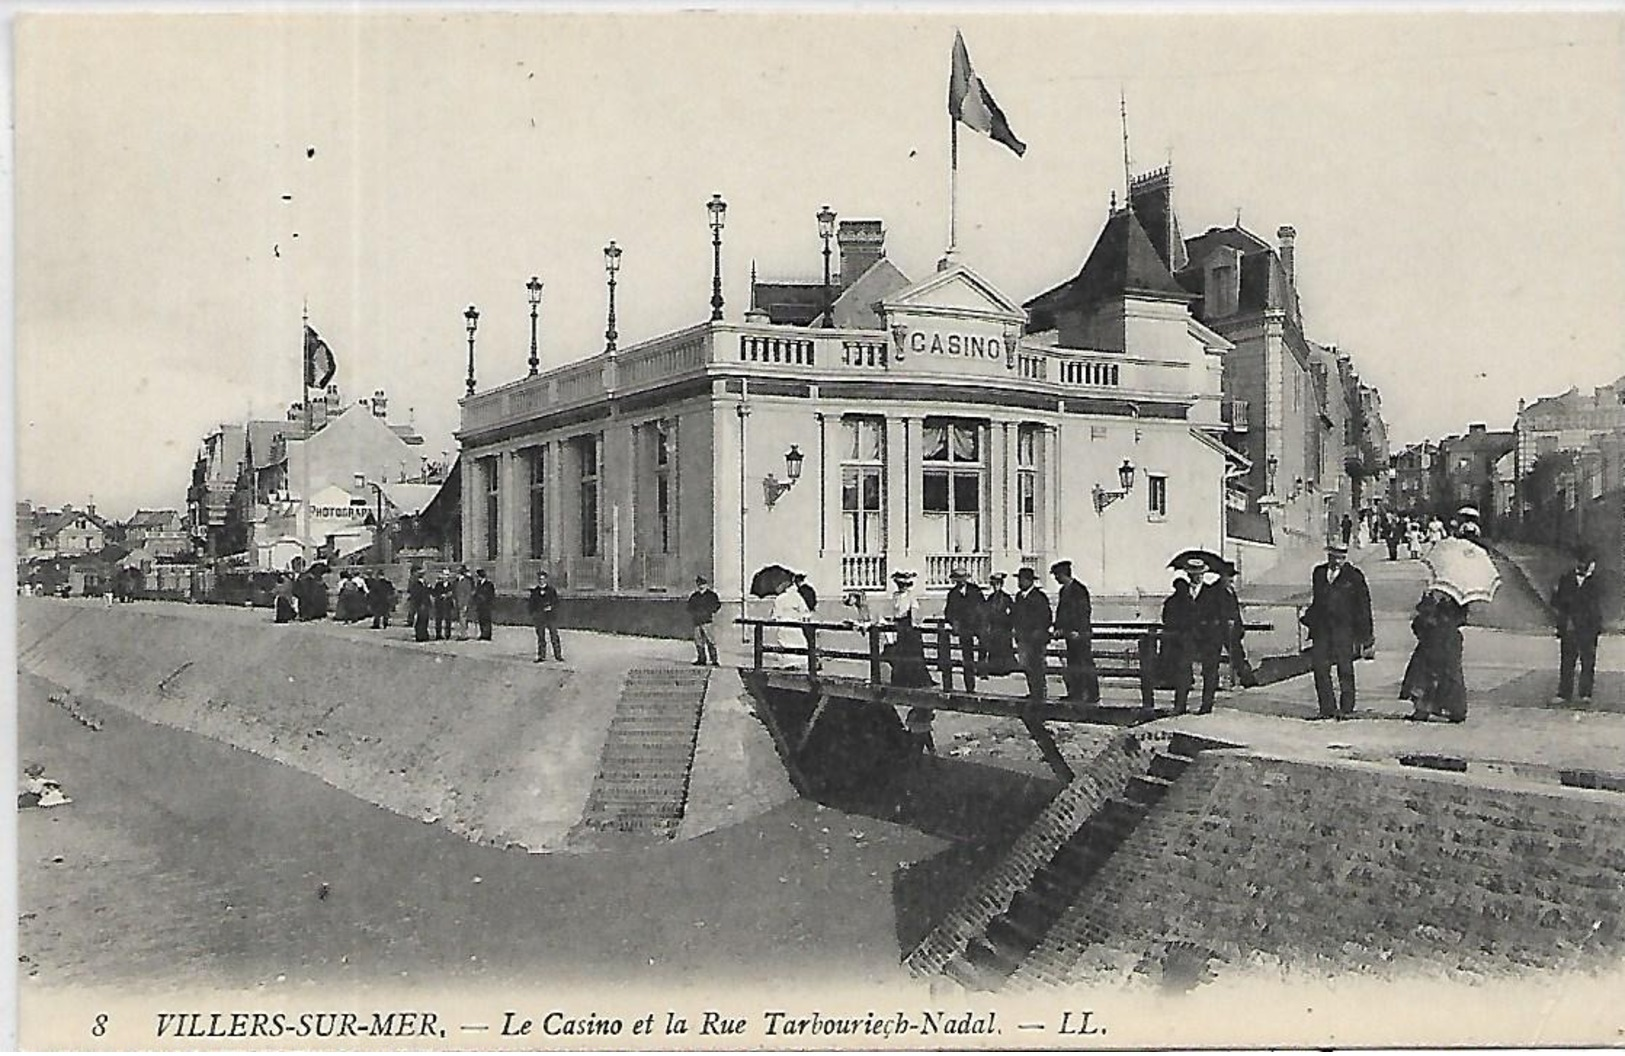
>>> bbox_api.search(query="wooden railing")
[738,615,1274,706]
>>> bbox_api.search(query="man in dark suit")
[1051,560,1099,703]
[527,570,563,662]
[473,569,497,641]
[406,569,432,642]
[1552,548,1604,703]
[1302,540,1374,719]
[1010,567,1052,704]
[943,567,985,692]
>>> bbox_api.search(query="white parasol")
[1423,537,1501,605]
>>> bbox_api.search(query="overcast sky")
[14,9,1624,517]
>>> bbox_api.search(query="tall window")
[1016,425,1040,552]
[654,421,672,554]
[923,418,986,553]
[840,416,885,554]
[528,447,547,559]
[483,457,500,560]
[1147,473,1168,520]
[575,433,599,557]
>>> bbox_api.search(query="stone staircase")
[921,730,1218,991]
[571,667,710,843]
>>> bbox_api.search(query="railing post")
[868,624,884,685]
[1138,630,1158,711]
[753,623,764,670]
[937,622,953,692]
[806,626,820,680]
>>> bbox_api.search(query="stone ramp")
[906,729,1229,989]
[570,667,711,844]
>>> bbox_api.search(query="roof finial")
[1110,189,1118,214]
[749,259,758,311]
[1234,205,1243,228]
[1119,86,1133,206]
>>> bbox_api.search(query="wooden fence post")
[868,624,884,685]
[1138,630,1158,711]
[936,623,954,692]
[806,626,820,680]
[753,623,764,670]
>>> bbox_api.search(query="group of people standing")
[1158,558,1256,715]
[403,566,498,643]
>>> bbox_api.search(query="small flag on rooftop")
[304,324,337,389]
[948,30,1026,157]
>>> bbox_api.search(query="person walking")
[1401,588,1468,722]
[453,566,475,640]
[1188,562,1232,713]
[526,570,563,662]
[1552,547,1603,704]
[473,569,496,641]
[943,567,984,692]
[1011,567,1053,705]
[686,575,722,667]
[1384,515,1403,561]
[1340,513,1355,548]
[1050,560,1098,703]
[980,572,1017,677]
[1301,540,1374,720]
[407,569,432,642]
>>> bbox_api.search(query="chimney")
[1469,423,1487,435]
[372,389,387,419]
[836,219,885,291]
[1277,225,1296,285]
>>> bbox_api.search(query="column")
[463,453,482,568]
[501,448,525,587]
[545,440,562,567]
[884,415,908,572]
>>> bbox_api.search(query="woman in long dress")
[770,578,810,666]
[272,573,297,624]
[1401,588,1468,722]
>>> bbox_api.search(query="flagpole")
[300,300,312,566]
[947,114,959,261]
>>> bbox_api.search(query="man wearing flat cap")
[1051,560,1099,703]
[1302,539,1374,719]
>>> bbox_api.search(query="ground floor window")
[1147,473,1168,519]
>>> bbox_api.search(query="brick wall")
[904,728,1174,977]
[1008,752,1625,990]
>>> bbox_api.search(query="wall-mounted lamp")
[763,445,806,507]
[1092,458,1137,514]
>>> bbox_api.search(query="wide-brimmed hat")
[988,571,1007,582]
[1016,566,1037,580]
[1326,540,1350,553]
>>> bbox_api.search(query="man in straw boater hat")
[943,566,985,692]
[1300,539,1374,720]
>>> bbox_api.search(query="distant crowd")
[268,565,566,662]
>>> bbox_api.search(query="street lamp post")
[817,204,837,328]
[604,241,622,353]
[707,193,727,321]
[464,305,480,397]
[526,276,543,376]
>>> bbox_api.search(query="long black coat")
[1011,587,1052,641]
[1302,563,1374,661]
[943,583,985,634]
[1054,580,1092,644]
[1552,571,1604,640]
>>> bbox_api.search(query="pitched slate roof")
[750,281,829,327]
[1023,208,1189,332]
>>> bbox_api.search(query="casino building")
[457,192,1245,629]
